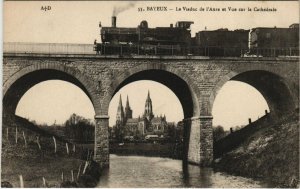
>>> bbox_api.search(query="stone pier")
[187,116,213,166]
[94,115,109,168]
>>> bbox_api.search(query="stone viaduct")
[2,52,299,168]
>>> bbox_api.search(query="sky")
[4,1,299,44]
[15,81,95,125]
[5,1,298,130]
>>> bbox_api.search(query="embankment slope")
[214,111,299,187]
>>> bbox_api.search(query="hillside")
[213,111,299,187]
[3,115,68,142]
[1,115,99,187]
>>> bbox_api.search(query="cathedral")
[115,91,173,139]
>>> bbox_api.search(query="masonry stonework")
[94,115,109,168]
[3,54,299,167]
[187,117,201,164]
[199,116,213,166]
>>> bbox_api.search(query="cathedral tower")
[125,95,133,119]
[144,91,154,121]
[116,95,125,124]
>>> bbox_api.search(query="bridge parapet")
[4,42,95,55]
[4,42,299,59]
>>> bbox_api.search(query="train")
[94,16,299,57]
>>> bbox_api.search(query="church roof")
[151,117,164,124]
[126,118,139,123]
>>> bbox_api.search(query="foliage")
[113,122,124,142]
[64,114,94,143]
[213,125,228,142]
[166,124,176,141]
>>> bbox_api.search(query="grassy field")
[1,116,100,188]
[1,136,88,187]
[2,155,83,187]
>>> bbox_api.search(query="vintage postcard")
[2,1,299,188]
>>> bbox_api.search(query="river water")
[97,155,271,188]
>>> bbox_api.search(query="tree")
[167,124,176,142]
[213,125,226,142]
[113,122,124,142]
[64,114,95,143]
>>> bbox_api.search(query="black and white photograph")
[2,0,299,188]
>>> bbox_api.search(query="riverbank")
[213,111,299,187]
[110,142,183,159]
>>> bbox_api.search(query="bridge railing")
[96,44,299,57]
[3,42,95,55]
[4,42,299,57]
[95,44,250,57]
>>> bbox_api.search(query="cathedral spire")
[125,95,132,119]
[147,90,150,100]
[144,90,154,120]
[126,95,130,109]
[116,94,124,124]
[119,95,123,107]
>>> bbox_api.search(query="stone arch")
[103,63,201,119]
[3,63,100,116]
[209,69,297,117]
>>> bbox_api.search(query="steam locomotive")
[94,16,299,57]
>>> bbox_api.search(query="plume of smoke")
[113,2,136,16]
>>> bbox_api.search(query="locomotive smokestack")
[112,16,116,27]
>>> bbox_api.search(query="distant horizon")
[18,111,258,130]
